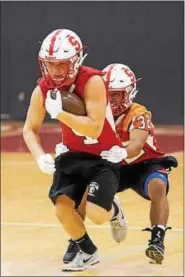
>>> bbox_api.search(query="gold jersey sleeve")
[122,103,152,132]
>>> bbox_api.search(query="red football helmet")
[103,63,139,116]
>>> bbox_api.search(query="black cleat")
[63,239,80,264]
[142,225,171,264]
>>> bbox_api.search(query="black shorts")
[118,156,178,200]
[86,163,120,211]
[49,152,121,210]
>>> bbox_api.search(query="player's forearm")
[125,142,142,158]
[57,111,102,138]
[23,129,45,159]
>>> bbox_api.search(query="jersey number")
[133,114,152,131]
[72,129,99,145]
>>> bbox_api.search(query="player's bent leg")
[55,195,86,239]
[55,195,99,271]
[148,178,169,226]
[86,201,111,225]
[50,169,98,269]
[142,172,171,264]
[63,188,88,264]
[86,166,128,243]
[86,197,127,243]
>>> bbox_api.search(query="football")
[51,90,86,116]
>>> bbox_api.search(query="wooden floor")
[1,152,184,276]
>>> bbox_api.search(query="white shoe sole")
[62,257,100,271]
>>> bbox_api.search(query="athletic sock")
[75,232,97,255]
[153,224,165,231]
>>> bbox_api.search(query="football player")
[101,63,178,264]
[23,29,127,271]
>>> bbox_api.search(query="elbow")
[23,126,37,141]
[91,123,103,139]
[23,128,31,143]
[23,126,28,139]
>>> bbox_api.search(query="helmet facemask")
[109,84,138,116]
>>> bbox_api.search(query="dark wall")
[1,1,184,124]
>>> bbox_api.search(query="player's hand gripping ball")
[50,89,86,116]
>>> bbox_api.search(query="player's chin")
[53,77,65,85]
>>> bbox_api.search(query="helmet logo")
[124,67,136,83]
[68,35,81,51]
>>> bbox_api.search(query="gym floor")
[1,123,184,276]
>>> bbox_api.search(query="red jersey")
[115,103,164,165]
[38,66,122,155]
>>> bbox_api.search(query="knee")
[55,195,76,221]
[148,178,167,200]
[86,201,109,225]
